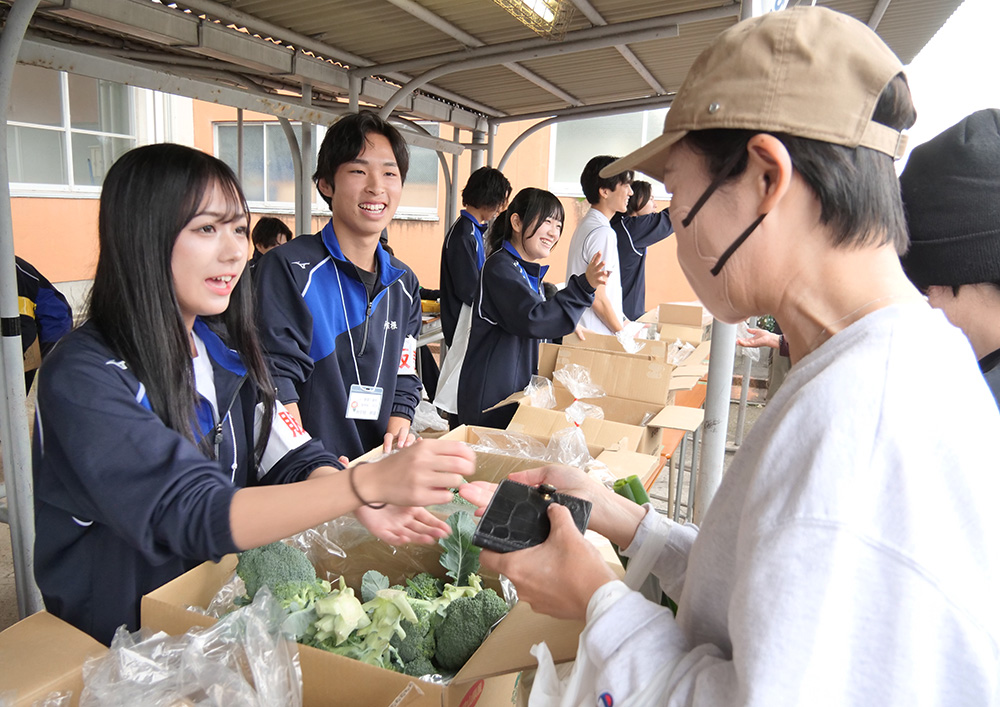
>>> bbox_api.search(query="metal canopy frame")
[0,0,963,619]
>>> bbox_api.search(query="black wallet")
[471,480,593,553]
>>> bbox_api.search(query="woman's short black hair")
[313,110,410,209]
[462,167,512,212]
[627,180,653,216]
[581,155,633,205]
[487,187,565,256]
[683,73,916,253]
[252,217,293,249]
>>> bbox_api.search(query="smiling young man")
[565,155,633,335]
[254,111,422,462]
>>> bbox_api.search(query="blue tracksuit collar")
[320,220,406,288]
[461,210,487,270]
[192,318,246,377]
[501,241,548,293]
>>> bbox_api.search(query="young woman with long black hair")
[455,187,608,429]
[31,143,474,644]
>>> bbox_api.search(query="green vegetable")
[361,569,390,602]
[613,475,650,506]
[433,588,509,671]
[438,511,481,585]
[311,578,371,646]
[405,572,444,600]
[390,604,438,675]
[236,541,317,600]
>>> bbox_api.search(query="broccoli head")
[272,578,332,611]
[236,541,317,600]
[433,588,509,672]
[405,572,444,600]
[390,605,438,674]
[400,655,437,678]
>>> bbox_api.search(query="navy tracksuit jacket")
[610,211,674,320]
[32,319,338,644]
[457,242,595,429]
[439,210,487,347]
[254,221,423,459]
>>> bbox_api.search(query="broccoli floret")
[236,541,316,600]
[272,578,332,611]
[401,655,437,678]
[405,572,444,600]
[433,588,509,672]
[390,605,438,674]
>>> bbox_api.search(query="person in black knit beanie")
[899,108,1000,406]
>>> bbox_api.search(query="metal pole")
[277,118,305,236]
[0,0,45,618]
[449,127,461,230]
[300,82,313,236]
[470,130,485,172]
[236,108,244,185]
[732,315,757,449]
[694,322,737,524]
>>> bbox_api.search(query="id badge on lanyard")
[346,384,384,420]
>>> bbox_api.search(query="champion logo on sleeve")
[598,693,614,707]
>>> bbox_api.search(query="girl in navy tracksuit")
[32,144,473,645]
[456,188,608,428]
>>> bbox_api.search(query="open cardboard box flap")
[658,302,708,327]
[560,331,668,360]
[543,346,674,407]
[0,611,107,706]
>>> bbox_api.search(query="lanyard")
[335,265,390,389]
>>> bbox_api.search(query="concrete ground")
[0,348,775,633]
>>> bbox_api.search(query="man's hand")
[355,504,451,545]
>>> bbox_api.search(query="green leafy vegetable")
[438,511,480,585]
[361,569,390,602]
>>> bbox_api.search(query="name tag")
[398,335,418,376]
[346,384,384,420]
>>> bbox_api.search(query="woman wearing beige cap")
[461,6,1000,705]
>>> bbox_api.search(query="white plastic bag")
[615,320,647,354]
[735,320,760,362]
[412,399,448,433]
[524,375,556,409]
[434,303,473,414]
[667,338,696,365]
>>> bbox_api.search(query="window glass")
[8,64,61,126]
[266,123,299,203]
[7,126,66,184]
[71,134,133,187]
[218,124,265,201]
[398,124,440,214]
[551,113,643,189]
[9,64,136,189]
[68,75,131,134]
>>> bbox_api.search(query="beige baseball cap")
[600,6,908,181]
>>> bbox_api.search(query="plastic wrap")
[614,320,648,354]
[523,375,556,409]
[563,400,604,427]
[667,338,696,365]
[552,364,604,401]
[412,399,449,433]
[735,321,760,362]
[80,590,302,707]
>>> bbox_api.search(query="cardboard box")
[0,611,107,706]
[560,331,669,361]
[144,435,597,707]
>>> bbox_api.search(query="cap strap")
[860,121,908,160]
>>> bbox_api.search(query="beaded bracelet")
[348,464,386,509]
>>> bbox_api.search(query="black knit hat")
[900,109,1000,291]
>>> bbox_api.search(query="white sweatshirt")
[583,303,1000,706]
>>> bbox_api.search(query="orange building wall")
[13,100,696,312]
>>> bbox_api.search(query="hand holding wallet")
[471,479,593,553]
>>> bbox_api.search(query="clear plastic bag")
[667,338,696,365]
[80,590,302,707]
[563,400,604,427]
[523,375,556,409]
[615,320,648,354]
[412,399,449,433]
[735,320,760,362]
[552,364,604,401]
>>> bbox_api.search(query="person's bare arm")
[591,285,625,333]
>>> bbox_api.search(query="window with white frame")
[7,64,137,190]
[215,121,440,219]
[548,108,670,198]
